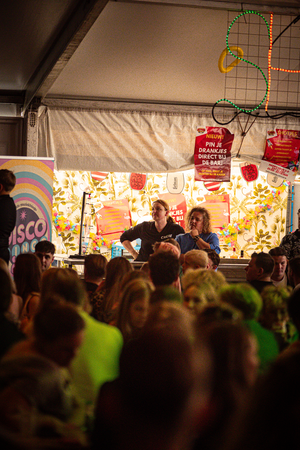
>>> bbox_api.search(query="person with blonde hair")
[260,285,293,346]
[175,206,220,255]
[116,278,154,343]
[182,269,227,314]
[120,199,184,261]
[182,249,209,273]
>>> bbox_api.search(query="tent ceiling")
[0,0,300,113]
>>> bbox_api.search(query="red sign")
[129,173,147,191]
[263,129,300,176]
[159,193,187,230]
[95,199,131,241]
[240,163,259,182]
[194,127,234,182]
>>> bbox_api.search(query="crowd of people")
[1,183,300,449]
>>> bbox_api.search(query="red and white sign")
[91,172,108,182]
[194,127,234,182]
[203,181,222,191]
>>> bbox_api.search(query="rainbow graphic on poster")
[0,157,54,266]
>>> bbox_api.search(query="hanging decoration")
[91,172,109,182]
[267,173,284,187]
[129,173,147,191]
[89,232,113,251]
[240,162,259,182]
[53,211,80,234]
[166,172,185,194]
[204,181,222,191]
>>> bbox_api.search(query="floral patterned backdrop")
[52,168,288,259]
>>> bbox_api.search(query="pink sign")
[194,127,234,182]
[159,193,187,230]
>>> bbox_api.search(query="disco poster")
[0,157,54,268]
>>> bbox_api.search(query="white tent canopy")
[38,105,300,172]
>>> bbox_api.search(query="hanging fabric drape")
[37,106,300,172]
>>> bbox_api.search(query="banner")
[200,194,230,229]
[95,199,131,242]
[0,157,54,267]
[159,193,187,229]
[194,127,234,182]
[260,129,300,181]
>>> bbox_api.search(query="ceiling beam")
[117,0,300,15]
[0,90,25,104]
[23,0,109,113]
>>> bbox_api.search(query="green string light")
[216,10,270,113]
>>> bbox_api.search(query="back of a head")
[288,256,300,279]
[0,268,12,313]
[34,297,85,343]
[182,268,227,292]
[84,254,107,280]
[41,268,87,307]
[252,252,275,276]
[0,169,16,192]
[223,351,300,450]
[119,327,195,429]
[150,286,183,305]
[35,240,55,255]
[219,283,263,320]
[13,253,42,300]
[269,247,288,258]
[288,288,300,331]
[203,248,221,268]
[195,321,258,415]
[144,301,193,339]
[0,354,71,421]
[184,250,208,269]
[105,257,133,288]
[120,270,150,292]
[148,252,180,287]
[196,302,243,328]
[261,285,291,311]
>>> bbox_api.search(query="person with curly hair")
[175,206,220,255]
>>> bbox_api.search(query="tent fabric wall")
[37,106,300,172]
